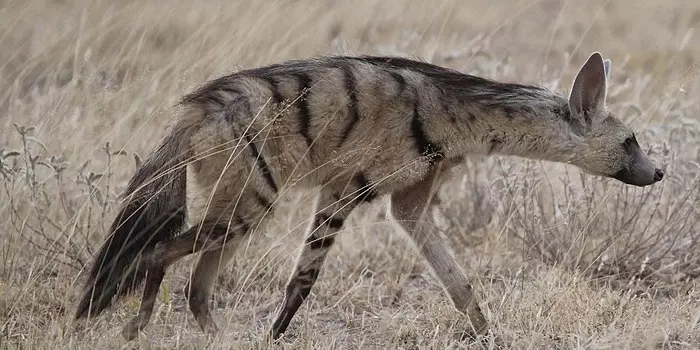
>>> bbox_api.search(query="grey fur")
[74,51,664,341]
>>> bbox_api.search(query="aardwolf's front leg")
[389,167,488,337]
[270,187,361,339]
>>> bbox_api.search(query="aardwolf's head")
[567,52,664,187]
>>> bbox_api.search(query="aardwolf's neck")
[352,56,584,164]
[452,78,582,163]
[370,57,586,165]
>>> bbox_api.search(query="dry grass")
[1,0,700,348]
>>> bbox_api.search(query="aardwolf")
[74,51,664,340]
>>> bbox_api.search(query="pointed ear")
[568,52,608,124]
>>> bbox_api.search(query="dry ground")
[1,0,700,349]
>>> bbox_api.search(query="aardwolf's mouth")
[612,166,664,187]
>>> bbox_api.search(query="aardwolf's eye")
[623,133,636,148]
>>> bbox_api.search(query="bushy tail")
[75,116,197,320]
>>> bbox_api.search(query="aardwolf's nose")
[654,168,664,182]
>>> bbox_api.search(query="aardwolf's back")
[178,55,499,193]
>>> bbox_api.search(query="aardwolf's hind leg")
[119,219,244,340]
[121,267,166,340]
[184,241,240,334]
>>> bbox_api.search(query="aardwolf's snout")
[654,168,664,182]
[612,151,665,187]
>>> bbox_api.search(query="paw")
[121,318,145,341]
[196,315,219,335]
[203,322,219,335]
[266,329,288,345]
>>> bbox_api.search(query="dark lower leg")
[270,262,322,339]
[184,241,239,334]
[121,267,166,340]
